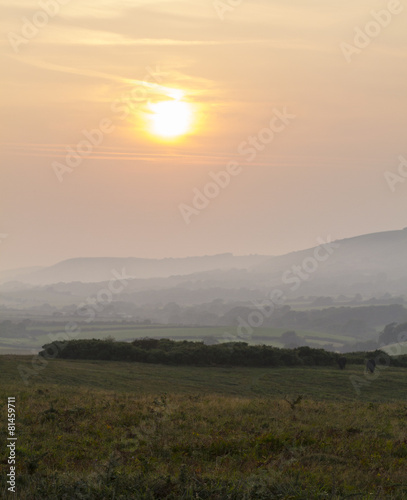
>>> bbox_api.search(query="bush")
[39,338,371,369]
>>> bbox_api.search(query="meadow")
[0,323,359,355]
[1,356,407,499]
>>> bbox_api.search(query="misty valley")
[1,229,407,498]
[1,229,407,357]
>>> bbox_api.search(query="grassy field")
[1,356,407,498]
[0,324,360,354]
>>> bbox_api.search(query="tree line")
[39,337,407,368]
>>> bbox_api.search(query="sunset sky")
[0,0,406,272]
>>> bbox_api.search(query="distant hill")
[250,227,407,296]
[0,254,270,286]
[0,266,43,285]
[254,228,407,277]
[1,228,407,299]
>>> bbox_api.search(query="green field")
[2,355,407,401]
[0,324,360,355]
[1,356,407,498]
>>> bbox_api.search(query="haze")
[1,0,406,272]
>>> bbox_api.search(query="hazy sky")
[0,0,406,271]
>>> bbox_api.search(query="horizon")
[1,0,407,272]
[1,224,407,274]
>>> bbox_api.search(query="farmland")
[0,322,363,355]
[1,356,407,498]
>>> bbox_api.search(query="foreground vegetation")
[1,357,407,498]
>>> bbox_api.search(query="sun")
[148,99,193,139]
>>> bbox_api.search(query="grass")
[2,356,407,498]
[0,324,360,354]
[3,355,407,401]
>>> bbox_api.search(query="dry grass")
[1,357,407,498]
